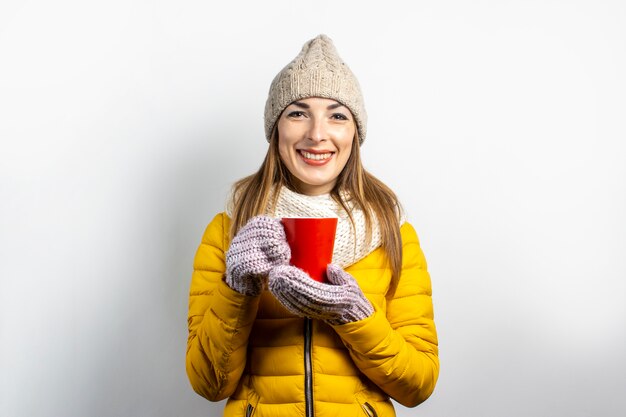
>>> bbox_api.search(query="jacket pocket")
[361,401,378,417]
[355,392,380,417]
[245,390,260,417]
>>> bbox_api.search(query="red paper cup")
[281,217,338,283]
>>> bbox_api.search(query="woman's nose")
[306,118,328,142]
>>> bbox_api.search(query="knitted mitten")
[268,264,373,325]
[225,216,291,296]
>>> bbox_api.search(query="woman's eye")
[331,113,349,121]
[287,111,305,118]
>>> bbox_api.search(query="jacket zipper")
[362,402,378,417]
[304,318,314,417]
[245,403,253,417]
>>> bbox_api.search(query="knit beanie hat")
[264,34,368,145]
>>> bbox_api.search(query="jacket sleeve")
[185,213,260,401]
[332,222,439,407]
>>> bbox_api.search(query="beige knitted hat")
[264,34,367,145]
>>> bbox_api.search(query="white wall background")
[1,1,624,416]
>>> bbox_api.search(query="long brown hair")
[230,127,403,282]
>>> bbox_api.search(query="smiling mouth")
[298,150,334,161]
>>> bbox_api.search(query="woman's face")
[277,97,356,196]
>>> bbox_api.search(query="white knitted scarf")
[270,187,382,268]
[227,186,404,268]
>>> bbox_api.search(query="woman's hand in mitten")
[268,264,373,325]
[225,216,291,296]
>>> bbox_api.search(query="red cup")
[281,217,338,283]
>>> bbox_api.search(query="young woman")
[186,34,439,417]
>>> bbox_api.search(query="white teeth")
[300,151,332,160]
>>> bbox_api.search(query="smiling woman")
[277,98,356,195]
[186,34,439,417]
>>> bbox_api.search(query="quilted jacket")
[186,212,439,417]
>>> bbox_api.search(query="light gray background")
[1,1,624,416]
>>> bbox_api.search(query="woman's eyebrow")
[290,101,346,110]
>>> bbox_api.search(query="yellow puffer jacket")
[186,213,439,417]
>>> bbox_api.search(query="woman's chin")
[292,176,335,195]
